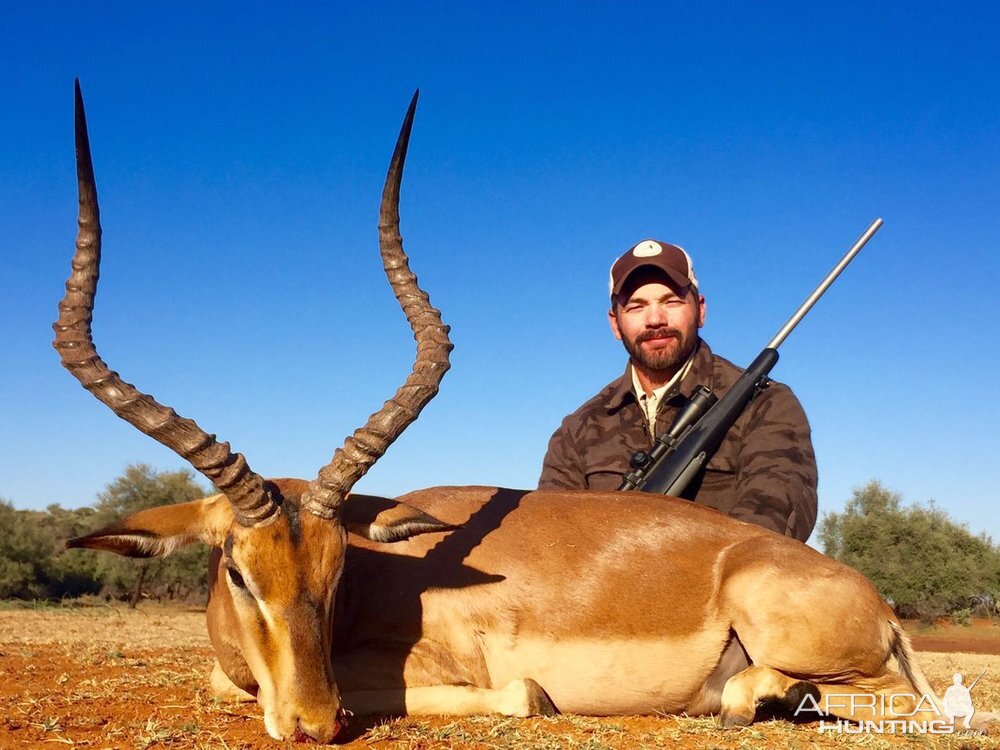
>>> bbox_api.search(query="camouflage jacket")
[538,340,818,542]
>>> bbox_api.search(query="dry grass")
[0,605,998,749]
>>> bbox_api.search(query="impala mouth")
[292,710,347,743]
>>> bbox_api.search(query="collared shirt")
[630,353,695,437]
[537,339,819,542]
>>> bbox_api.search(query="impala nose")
[294,708,348,743]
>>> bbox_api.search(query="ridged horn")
[301,90,453,519]
[53,80,278,528]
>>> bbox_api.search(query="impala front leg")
[209,659,257,703]
[343,679,557,718]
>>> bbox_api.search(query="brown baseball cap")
[609,239,699,299]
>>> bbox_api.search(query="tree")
[74,464,212,606]
[0,499,102,599]
[0,499,49,599]
[820,481,1000,620]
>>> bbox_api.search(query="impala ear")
[66,495,233,558]
[341,494,457,543]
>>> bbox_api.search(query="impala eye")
[227,566,247,590]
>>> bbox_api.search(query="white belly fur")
[478,632,728,715]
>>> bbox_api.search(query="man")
[539,239,817,542]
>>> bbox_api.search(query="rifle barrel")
[968,668,987,692]
[766,218,883,351]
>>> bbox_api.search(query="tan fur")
[344,678,555,718]
[72,480,969,740]
[209,660,256,703]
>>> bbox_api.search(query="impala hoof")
[523,678,558,716]
[498,678,559,717]
[719,709,753,728]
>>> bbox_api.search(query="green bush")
[820,481,1000,621]
[951,608,973,627]
[1,465,212,604]
[0,499,103,600]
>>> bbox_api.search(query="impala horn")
[301,90,453,519]
[53,80,278,527]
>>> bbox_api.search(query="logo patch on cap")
[632,240,662,258]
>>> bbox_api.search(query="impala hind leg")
[971,711,1000,733]
[686,636,751,716]
[718,665,818,727]
[343,678,557,718]
[209,660,257,703]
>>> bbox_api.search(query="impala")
[57,82,990,743]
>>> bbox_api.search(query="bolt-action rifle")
[619,218,884,496]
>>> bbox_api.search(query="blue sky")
[2,2,997,545]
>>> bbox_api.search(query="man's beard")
[623,326,698,372]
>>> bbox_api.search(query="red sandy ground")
[909,618,1000,655]
[1,607,998,750]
